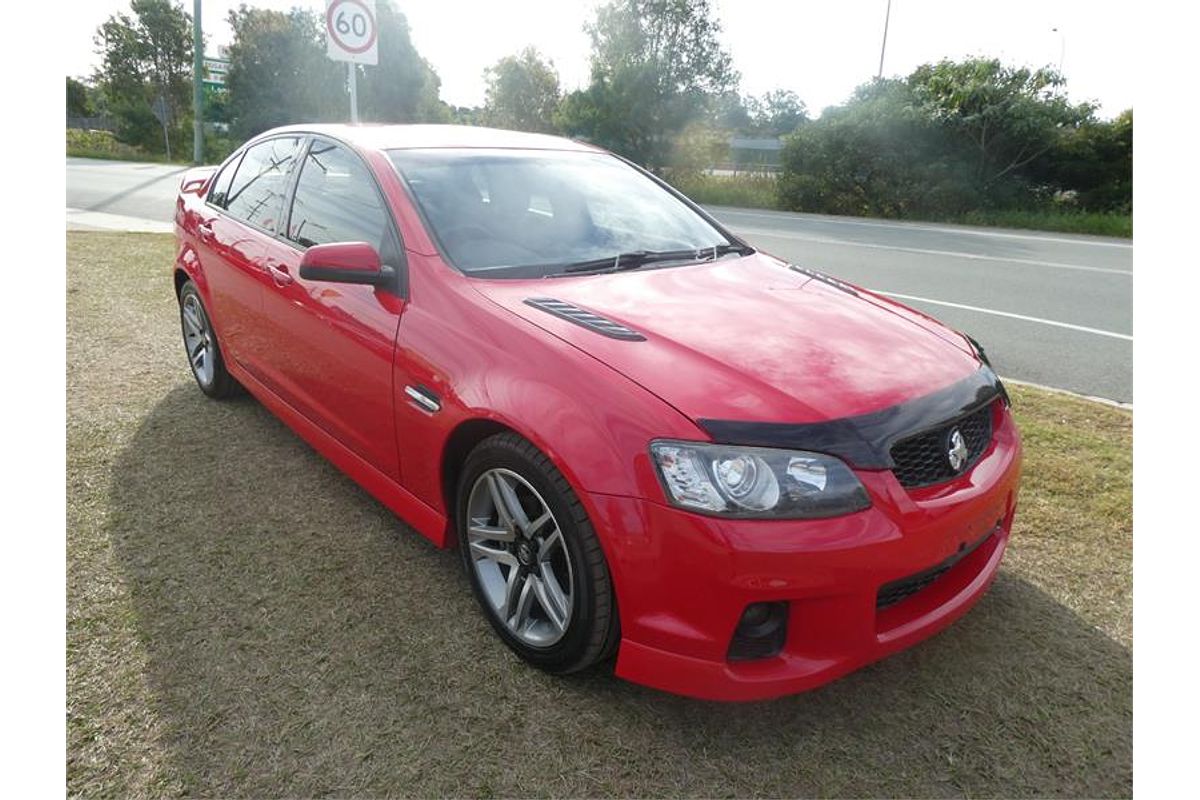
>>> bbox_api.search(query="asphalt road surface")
[66,158,1132,402]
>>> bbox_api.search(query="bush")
[665,171,779,209]
[66,128,165,162]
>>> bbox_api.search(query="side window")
[286,140,390,254]
[224,136,302,231]
[206,151,243,208]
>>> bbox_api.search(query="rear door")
[257,136,407,479]
[197,135,303,378]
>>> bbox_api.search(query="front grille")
[876,531,995,609]
[889,401,994,488]
[876,562,955,608]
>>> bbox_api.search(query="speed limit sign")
[326,0,378,65]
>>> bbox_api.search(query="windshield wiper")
[551,243,754,277]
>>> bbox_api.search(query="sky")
[62,0,1134,118]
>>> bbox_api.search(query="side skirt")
[226,358,450,548]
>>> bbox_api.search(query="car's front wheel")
[178,280,239,399]
[457,432,619,674]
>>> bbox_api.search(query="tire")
[178,280,240,399]
[456,432,619,674]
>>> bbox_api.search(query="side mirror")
[299,242,393,286]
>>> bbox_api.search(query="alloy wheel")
[465,468,574,647]
[181,293,214,387]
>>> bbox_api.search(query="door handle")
[197,220,214,240]
[267,261,294,286]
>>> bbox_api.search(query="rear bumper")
[590,403,1022,701]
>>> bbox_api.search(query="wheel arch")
[440,417,516,541]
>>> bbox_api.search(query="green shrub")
[665,171,779,209]
[66,129,168,162]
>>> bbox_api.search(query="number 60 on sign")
[326,0,378,65]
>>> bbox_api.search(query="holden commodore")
[172,124,1021,701]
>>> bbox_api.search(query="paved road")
[66,158,1133,402]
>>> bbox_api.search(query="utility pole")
[877,0,892,80]
[193,0,204,164]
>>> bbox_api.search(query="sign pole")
[326,0,377,123]
[193,0,203,163]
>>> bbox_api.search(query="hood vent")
[524,297,646,341]
[789,264,858,296]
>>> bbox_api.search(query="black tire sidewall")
[456,438,602,672]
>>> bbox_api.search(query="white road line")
[712,207,1133,249]
[875,290,1133,341]
[733,226,1131,276]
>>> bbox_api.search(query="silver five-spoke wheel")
[466,468,574,647]
[181,292,214,387]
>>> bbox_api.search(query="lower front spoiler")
[614,527,1009,702]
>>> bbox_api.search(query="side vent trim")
[524,297,646,341]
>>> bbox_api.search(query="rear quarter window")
[223,136,302,231]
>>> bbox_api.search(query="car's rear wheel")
[457,432,619,673]
[179,280,239,399]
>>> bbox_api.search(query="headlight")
[649,440,871,519]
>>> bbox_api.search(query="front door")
[256,137,407,479]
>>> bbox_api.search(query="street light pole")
[193,0,204,164]
[1052,27,1065,73]
[877,0,892,80]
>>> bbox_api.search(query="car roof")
[261,123,603,154]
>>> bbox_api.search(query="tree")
[483,48,561,133]
[778,79,973,218]
[907,58,1091,193]
[93,0,194,154]
[560,0,739,169]
[747,89,808,136]
[1033,108,1132,212]
[224,6,344,140]
[357,1,449,123]
[67,78,94,118]
[224,1,446,141]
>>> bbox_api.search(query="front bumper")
[589,403,1022,701]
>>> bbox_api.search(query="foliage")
[224,6,344,140]
[1031,109,1132,213]
[483,48,561,133]
[744,89,808,136]
[67,128,166,162]
[560,0,738,169]
[953,209,1131,238]
[907,59,1092,194]
[357,1,449,124]
[67,78,95,118]
[779,79,974,217]
[778,59,1131,221]
[665,170,779,210]
[93,0,194,156]
[224,0,446,141]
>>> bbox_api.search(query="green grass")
[67,232,1131,797]
[672,172,1132,238]
[952,209,1132,238]
[66,128,180,164]
[667,171,781,210]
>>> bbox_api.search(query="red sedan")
[173,124,1021,701]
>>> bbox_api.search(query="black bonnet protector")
[698,367,1008,470]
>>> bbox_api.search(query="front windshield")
[388,148,737,278]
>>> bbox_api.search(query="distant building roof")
[729,137,784,151]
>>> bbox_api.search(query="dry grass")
[67,232,1131,798]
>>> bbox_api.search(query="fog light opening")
[727,601,789,661]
